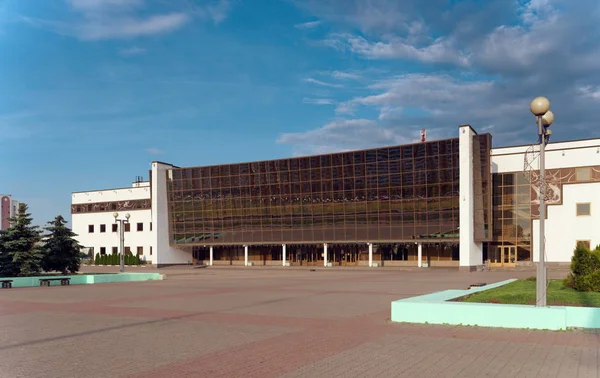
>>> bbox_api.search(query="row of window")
[171,140,461,180]
[94,246,152,255]
[88,222,152,233]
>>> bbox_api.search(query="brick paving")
[0,267,598,377]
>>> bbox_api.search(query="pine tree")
[0,203,43,276]
[0,230,19,277]
[41,215,82,275]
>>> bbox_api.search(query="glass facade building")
[166,134,492,265]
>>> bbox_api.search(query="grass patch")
[459,279,600,307]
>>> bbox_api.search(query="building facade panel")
[165,136,491,249]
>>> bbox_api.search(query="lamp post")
[113,212,130,273]
[529,96,555,307]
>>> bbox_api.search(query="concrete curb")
[391,279,600,330]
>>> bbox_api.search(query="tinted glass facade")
[167,135,491,246]
[491,172,532,262]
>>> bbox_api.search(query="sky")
[1,0,600,226]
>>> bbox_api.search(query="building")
[1,195,19,231]
[71,125,600,268]
[71,178,154,263]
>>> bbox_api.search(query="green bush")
[113,253,118,266]
[570,243,600,276]
[568,243,600,292]
[94,253,100,265]
[135,252,141,265]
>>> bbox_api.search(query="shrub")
[135,252,141,265]
[570,244,599,277]
[94,253,100,265]
[568,243,600,292]
[113,253,118,266]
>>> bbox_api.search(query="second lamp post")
[113,212,130,273]
[529,96,555,307]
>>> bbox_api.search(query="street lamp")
[113,212,130,273]
[529,96,555,307]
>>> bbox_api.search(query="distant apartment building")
[0,195,19,231]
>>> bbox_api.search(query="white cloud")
[326,70,362,80]
[287,0,600,151]
[66,0,143,11]
[203,0,233,24]
[277,118,413,155]
[119,46,146,55]
[304,78,343,88]
[302,98,335,105]
[326,33,470,66]
[295,20,322,29]
[146,147,164,155]
[578,86,600,100]
[22,0,234,40]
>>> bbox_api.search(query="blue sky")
[1,0,599,226]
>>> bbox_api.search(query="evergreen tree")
[94,253,100,265]
[135,252,141,265]
[0,230,19,277]
[41,216,82,274]
[0,203,43,276]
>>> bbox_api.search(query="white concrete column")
[244,245,249,266]
[282,244,286,266]
[458,124,484,270]
[323,243,328,267]
[209,246,213,266]
[417,243,423,268]
[368,243,373,267]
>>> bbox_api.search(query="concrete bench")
[1,280,13,289]
[39,278,71,287]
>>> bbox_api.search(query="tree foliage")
[565,243,600,291]
[0,203,43,277]
[41,215,82,274]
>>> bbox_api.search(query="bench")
[468,282,487,289]
[39,278,71,287]
[1,280,13,289]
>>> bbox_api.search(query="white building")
[71,128,600,268]
[71,179,155,264]
[491,137,600,266]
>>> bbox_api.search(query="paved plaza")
[1,267,599,377]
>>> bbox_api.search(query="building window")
[100,224,106,233]
[100,247,106,255]
[137,246,143,254]
[576,203,591,216]
[112,246,118,254]
[125,223,131,232]
[150,246,153,255]
[577,240,591,250]
[88,225,94,233]
[576,167,592,182]
[125,246,131,254]
[112,224,118,232]
[137,222,143,231]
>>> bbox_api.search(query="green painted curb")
[391,279,600,330]
[0,273,163,288]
